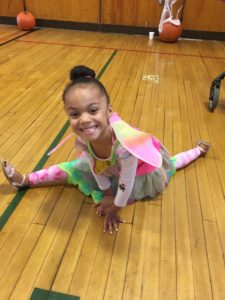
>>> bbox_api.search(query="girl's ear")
[107,105,113,117]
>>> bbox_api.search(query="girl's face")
[64,84,112,143]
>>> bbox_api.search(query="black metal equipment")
[208,71,225,112]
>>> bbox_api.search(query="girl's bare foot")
[1,159,29,191]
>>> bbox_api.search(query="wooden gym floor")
[0,24,225,300]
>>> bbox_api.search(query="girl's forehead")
[65,85,107,107]
[68,84,101,98]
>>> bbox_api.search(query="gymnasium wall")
[0,0,99,23]
[0,0,224,33]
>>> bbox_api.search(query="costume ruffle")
[57,145,176,203]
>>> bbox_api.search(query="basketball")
[17,11,36,31]
[159,22,183,43]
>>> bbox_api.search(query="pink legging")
[28,148,202,186]
[173,147,201,169]
[28,165,68,186]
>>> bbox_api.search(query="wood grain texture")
[101,0,162,27]
[0,0,22,15]
[0,0,99,23]
[182,0,225,32]
[0,26,225,300]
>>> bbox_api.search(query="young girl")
[1,65,210,234]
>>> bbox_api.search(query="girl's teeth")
[82,126,96,134]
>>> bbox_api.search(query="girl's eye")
[70,112,79,118]
[90,107,99,114]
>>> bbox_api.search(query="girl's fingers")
[119,219,126,223]
[103,216,126,234]
[113,221,119,232]
[96,208,105,216]
[103,219,108,233]
[96,204,104,216]
[108,222,113,234]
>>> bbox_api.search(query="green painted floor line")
[30,288,79,300]
[97,49,117,79]
[0,50,117,231]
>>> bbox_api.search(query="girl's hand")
[103,204,125,234]
[95,196,114,216]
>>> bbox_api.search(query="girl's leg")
[1,160,68,190]
[28,166,68,186]
[173,140,210,170]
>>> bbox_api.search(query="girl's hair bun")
[70,65,96,81]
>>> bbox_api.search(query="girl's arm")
[102,154,138,234]
[103,187,113,196]
[114,154,138,207]
[91,172,111,191]
[88,163,115,200]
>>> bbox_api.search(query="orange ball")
[159,22,182,43]
[17,11,36,31]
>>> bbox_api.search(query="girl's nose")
[80,112,91,123]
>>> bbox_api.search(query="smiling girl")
[1,65,210,234]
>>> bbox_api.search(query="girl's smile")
[79,124,98,137]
